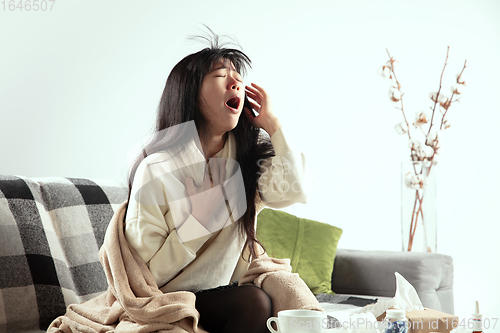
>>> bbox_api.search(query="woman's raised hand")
[244,83,282,136]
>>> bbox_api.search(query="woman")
[124,39,307,333]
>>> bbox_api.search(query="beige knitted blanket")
[47,201,322,332]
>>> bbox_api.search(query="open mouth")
[225,96,241,110]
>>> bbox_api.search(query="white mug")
[267,309,327,333]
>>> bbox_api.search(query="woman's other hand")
[244,83,282,136]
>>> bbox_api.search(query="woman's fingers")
[246,83,266,96]
[245,92,260,106]
[245,87,260,97]
[244,83,281,135]
[246,84,267,102]
[247,99,261,111]
[245,93,261,104]
[245,84,268,108]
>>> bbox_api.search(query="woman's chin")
[212,113,242,135]
[228,114,242,130]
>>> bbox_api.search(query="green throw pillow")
[256,208,343,295]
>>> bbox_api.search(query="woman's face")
[199,60,245,137]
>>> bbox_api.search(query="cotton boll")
[408,139,422,150]
[383,67,391,78]
[378,66,391,79]
[390,77,401,90]
[410,174,425,189]
[414,111,429,127]
[411,150,420,161]
[451,83,465,95]
[395,122,408,134]
[424,146,435,158]
[426,131,435,146]
[404,172,414,188]
[438,94,450,109]
[425,130,439,147]
[438,94,448,104]
[429,92,438,102]
[417,148,428,161]
[390,60,399,71]
[389,89,402,102]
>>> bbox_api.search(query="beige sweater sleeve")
[257,127,308,208]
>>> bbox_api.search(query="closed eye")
[216,75,242,83]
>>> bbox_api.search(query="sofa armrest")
[331,249,455,314]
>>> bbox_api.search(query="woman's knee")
[232,285,272,331]
[239,285,272,309]
[196,285,273,333]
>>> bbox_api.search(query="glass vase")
[401,161,437,252]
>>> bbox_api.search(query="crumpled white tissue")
[323,272,426,332]
[393,271,424,311]
[353,271,424,318]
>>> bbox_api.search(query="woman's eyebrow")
[210,64,241,76]
[211,64,227,72]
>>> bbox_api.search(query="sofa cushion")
[256,208,343,295]
[0,176,128,332]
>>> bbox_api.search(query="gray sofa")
[0,176,454,332]
[332,249,454,314]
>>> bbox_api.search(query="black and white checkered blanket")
[0,176,128,332]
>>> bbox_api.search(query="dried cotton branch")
[379,47,468,252]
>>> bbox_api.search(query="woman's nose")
[228,78,241,91]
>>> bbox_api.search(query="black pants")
[194,282,272,333]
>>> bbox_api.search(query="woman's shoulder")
[135,151,178,176]
[136,140,205,176]
[141,151,174,166]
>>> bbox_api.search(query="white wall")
[1,0,499,327]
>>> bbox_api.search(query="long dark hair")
[127,38,274,261]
